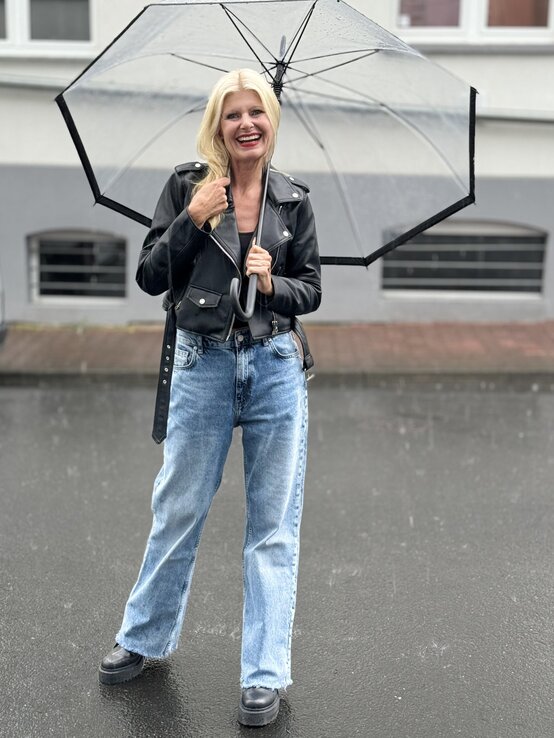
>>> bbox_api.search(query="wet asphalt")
[1,375,553,738]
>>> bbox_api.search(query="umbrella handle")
[229,163,270,322]
[230,274,257,321]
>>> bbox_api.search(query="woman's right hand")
[187,177,230,228]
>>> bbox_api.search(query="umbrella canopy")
[56,0,476,266]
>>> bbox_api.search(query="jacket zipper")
[209,232,241,339]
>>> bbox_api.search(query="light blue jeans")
[116,327,308,689]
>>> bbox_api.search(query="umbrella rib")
[284,50,381,83]
[169,53,230,74]
[285,82,377,108]
[221,4,275,76]
[100,98,208,195]
[220,0,319,87]
[283,1,317,65]
[286,94,368,263]
[288,74,468,192]
[288,48,383,64]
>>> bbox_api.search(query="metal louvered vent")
[29,231,126,300]
[381,223,546,293]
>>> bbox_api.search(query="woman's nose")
[240,114,253,128]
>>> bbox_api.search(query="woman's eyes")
[225,109,264,120]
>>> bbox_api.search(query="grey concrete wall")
[1,164,553,325]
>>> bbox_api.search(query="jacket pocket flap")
[186,285,222,308]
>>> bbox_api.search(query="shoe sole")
[98,658,144,685]
[238,696,280,727]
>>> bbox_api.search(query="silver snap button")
[199,298,206,305]
[166,344,171,349]
[292,192,299,198]
[237,334,244,342]
[283,230,290,237]
[289,176,295,181]
[164,367,169,373]
[165,356,170,361]
[195,162,201,168]
[162,379,167,385]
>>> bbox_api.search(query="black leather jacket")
[136,162,322,341]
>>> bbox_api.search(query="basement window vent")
[381,223,546,294]
[29,231,126,300]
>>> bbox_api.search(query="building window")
[381,223,546,294]
[488,0,549,27]
[397,0,553,42]
[0,0,91,49]
[29,231,126,300]
[399,0,461,28]
[0,1,6,39]
[30,0,90,41]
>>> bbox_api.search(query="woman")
[98,68,321,727]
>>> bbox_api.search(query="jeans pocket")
[174,334,198,370]
[268,332,300,360]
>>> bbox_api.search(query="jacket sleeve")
[136,172,206,296]
[265,195,322,316]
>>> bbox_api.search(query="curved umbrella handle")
[230,274,257,321]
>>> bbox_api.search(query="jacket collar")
[224,168,307,208]
[177,161,307,203]
[267,168,308,204]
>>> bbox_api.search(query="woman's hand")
[245,243,273,296]
[187,177,230,228]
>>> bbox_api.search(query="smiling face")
[219,89,274,168]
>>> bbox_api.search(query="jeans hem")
[114,633,173,660]
[240,679,292,691]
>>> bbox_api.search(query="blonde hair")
[194,69,281,229]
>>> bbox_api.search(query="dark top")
[239,230,254,260]
[234,231,255,329]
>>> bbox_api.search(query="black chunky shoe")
[238,687,280,727]
[98,644,144,685]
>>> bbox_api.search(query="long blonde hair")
[194,69,281,229]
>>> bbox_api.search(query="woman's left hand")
[245,243,273,296]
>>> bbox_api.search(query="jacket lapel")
[213,203,241,268]
[213,169,303,262]
[259,200,290,254]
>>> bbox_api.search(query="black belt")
[152,300,177,444]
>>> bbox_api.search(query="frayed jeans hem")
[240,679,292,691]
[114,634,173,660]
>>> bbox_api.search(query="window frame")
[0,0,95,58]
[28,229,128,305]
[396,0,554,47]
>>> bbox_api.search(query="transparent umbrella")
[56,0,476,315]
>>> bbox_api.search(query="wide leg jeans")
[116,328,308,689]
